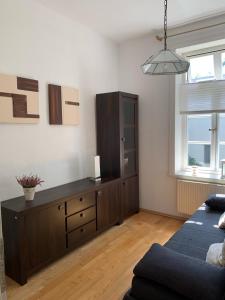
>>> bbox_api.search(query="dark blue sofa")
[124,204,225,300]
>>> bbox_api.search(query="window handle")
[209,128,217,132]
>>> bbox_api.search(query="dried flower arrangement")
[16,174,44,188]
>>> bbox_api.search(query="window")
[186,49,225,83]
[189,55,215,83]
[183,113,225,172]
[178,44,225,175]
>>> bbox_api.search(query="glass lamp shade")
[142,49,190,75]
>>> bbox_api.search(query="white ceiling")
[37,0,225,42]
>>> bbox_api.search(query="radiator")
[177,180,225,215]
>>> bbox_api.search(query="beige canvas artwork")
[48,84,80,125]
[0,74,39,124]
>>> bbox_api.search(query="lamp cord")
[164,0,167,50]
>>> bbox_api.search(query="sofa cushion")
[206,194,225,211]
[123,290,136,300]
[129,277,188,300]
[134,243,225,300]
[165,204,225,260]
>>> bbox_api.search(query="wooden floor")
[6,212,183,300]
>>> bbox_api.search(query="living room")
[1,0,225,299]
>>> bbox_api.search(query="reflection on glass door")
[122,98,137,177]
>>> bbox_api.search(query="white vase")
[23,187,36,201]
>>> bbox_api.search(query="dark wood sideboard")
[1,91,139,285]
[1,176,139,285]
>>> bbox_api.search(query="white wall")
[0,0,119,200]
[119,35,178,216]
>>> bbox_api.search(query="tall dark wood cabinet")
[96,91,139,217]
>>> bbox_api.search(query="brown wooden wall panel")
[0,92,39,119]
[48,84,63,125]
[12,95,27,117]
[65,101,80,106]
[17,77,39,92]
[0,92,14,98]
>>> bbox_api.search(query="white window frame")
[181,112,225,174]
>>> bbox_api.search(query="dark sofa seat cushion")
[134,243,225,300]
[129,277,189,300]
[166,204,225,260]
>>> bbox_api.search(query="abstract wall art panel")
[0,74,39,124]
[48,84,80,125]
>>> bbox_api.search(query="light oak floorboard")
[6,212,183,300]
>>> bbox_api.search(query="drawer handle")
[80,213,85,218]
[80,198,83,202]
[80,228,85,233]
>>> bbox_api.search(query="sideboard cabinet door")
[25,203,66,273]
[121,176,139,218]
[96,182,121,231]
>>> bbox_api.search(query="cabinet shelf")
[124,148,136,154]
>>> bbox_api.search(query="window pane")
[187,114,212,167]
[218,114,225,141]
[189,55,215,83]
[188,144,210,167]
[187,115,211,142]
[219,144,225,167]
[218,114,225,167]
[222,53,225,79]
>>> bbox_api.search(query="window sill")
[175,170,225,185]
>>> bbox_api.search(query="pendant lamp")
[142,0,190,75]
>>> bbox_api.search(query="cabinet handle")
[58,204,64,211]
[80,228,85,233]
[80,197,83,202]
[80,213,85,218]
[121,137,126,142]
[97,191,102,197]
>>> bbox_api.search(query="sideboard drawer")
[67,220,96,248]
[66,192,95,215]
[66,206,96,232]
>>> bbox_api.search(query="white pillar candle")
[90,155,101,179]
[94,155,101,178]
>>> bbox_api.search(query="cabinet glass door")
[121,97,138,177]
